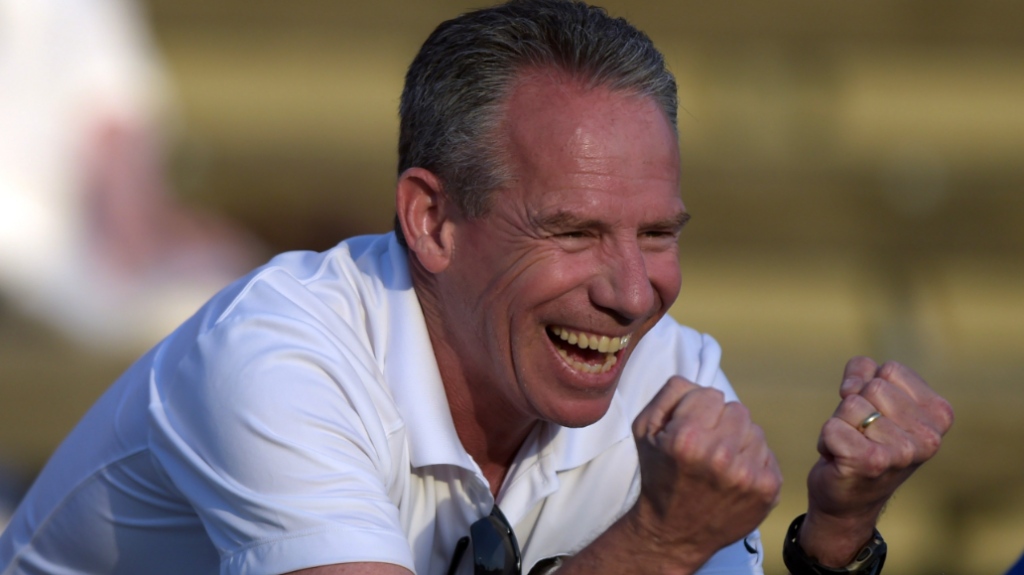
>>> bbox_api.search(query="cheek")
[645,252,682,310]
[507,250,592,304]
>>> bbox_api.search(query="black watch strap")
[782,514,887,575]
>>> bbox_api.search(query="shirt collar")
[381,234,477,472]
[495,392,632,527]
[545,390,632,473]
[378,233,632,475]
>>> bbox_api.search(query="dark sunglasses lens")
[470,508,521,575]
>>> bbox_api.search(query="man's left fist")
[808,357,954,525]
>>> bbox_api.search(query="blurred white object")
[0,0,259,352]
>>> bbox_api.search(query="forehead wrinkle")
[557,169,678,190]
[546,124,680,191]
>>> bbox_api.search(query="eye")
[550,230,595,251]
[559,231,588,239]
[641,230,675,239]
[639,229,682,250]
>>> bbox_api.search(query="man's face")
[437,73,686,428]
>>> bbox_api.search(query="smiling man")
[0,2,953,575]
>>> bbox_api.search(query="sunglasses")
[446,505,522,575]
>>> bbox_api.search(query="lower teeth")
[558,349,616,373]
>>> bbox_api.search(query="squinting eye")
[559,231,587,239]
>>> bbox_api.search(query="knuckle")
[669,375,690,389]
[848,355,873,369]
[761,471,783,500]
[836,395,855,414]
[821,416,845,437]
[932,397,955,431]
[895,436,916,468]
[702,387,726,404]
[726,462,755,491]
[846,356,877,376]
[736,402,752,420]
[863,445,891,478]
[749,470,781,507]
[862,378,889,402]
[837,394,865,417]
[709,444,735,474]
[669,426,702,458]
[917,425,943,458]
[878,360,904,381]
[725,401,751,422]
[689,388,726,414]
[631,418,646,438]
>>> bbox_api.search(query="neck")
[411,260,538,498]
[442,366,539,499]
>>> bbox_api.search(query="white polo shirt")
[0,233,763,575]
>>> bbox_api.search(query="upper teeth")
[550,326,630,353]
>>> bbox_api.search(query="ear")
[395,167,456,274]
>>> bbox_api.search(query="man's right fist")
[628,376,782,570]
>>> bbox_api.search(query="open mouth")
[546,326,631,374]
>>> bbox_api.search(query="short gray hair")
[395,0,678,245]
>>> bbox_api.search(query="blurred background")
[0,1,1021,573]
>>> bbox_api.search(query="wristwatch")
[782,514,887,575]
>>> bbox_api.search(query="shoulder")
[210,233,399,330]
[159,233,404,369]
[147,233,409,469]
[616,315,738,418]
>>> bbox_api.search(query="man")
[0,2,953,574]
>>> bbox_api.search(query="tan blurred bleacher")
[0,1,1021,573]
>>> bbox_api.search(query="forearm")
[554,505,711,575]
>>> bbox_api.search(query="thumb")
[817,432,833,460]
[632,376,701,439]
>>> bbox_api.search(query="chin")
[538,395,616,429]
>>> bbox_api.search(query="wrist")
[799,507,881,567]
[619,504,707,575]
[784,514,887,575]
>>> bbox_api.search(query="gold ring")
[860,412,882,431]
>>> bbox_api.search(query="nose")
[589,238,656,323]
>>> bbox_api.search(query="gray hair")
[395,0,678,245]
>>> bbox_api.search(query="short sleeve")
[147,293,414,575]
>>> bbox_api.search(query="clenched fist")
[800,357,954,567]
[627,376,783,571]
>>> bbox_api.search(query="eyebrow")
[533,211,604,231]
[533,210,691,233]
[646,211,691,232]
